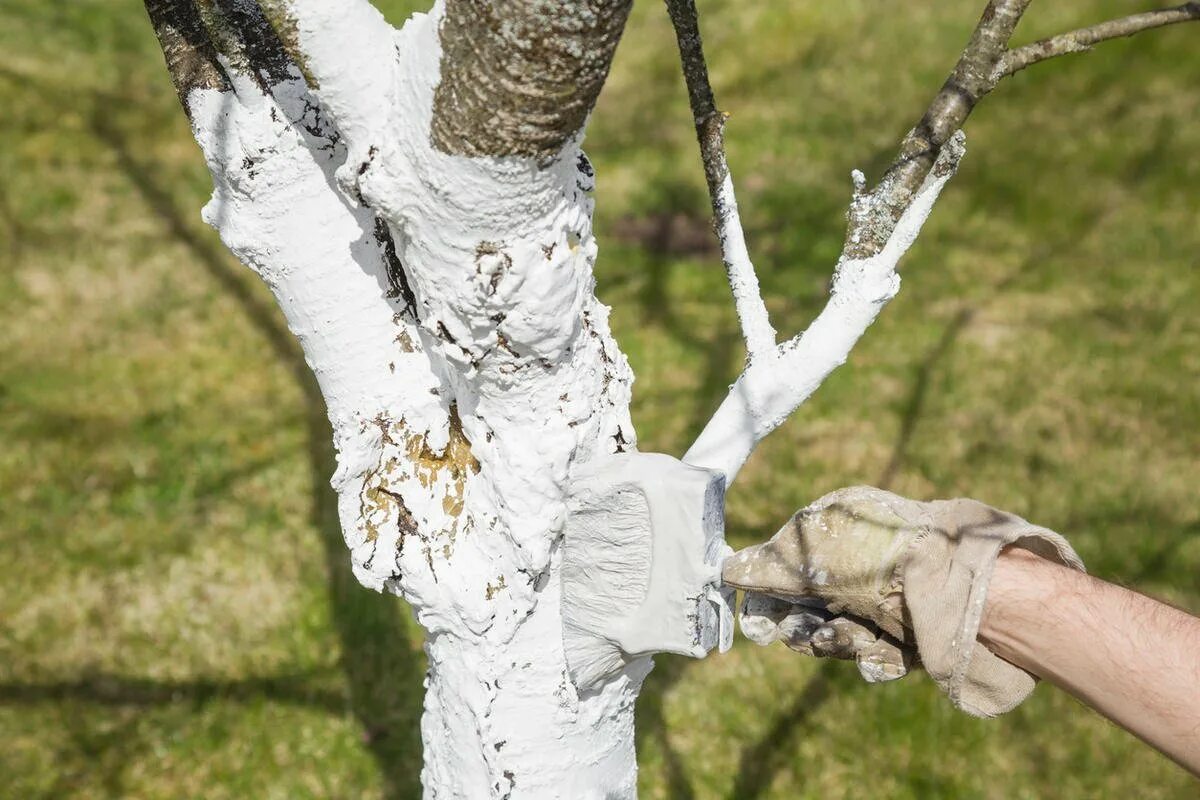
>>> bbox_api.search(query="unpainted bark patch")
[431,0,633,159]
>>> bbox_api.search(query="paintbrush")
[561,451,734,692]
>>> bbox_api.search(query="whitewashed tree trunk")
[144,0,1198,795]
[143,0,956,795]
[149,1,647,795]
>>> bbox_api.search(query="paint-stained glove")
[722,486,1085,717]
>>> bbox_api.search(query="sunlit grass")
[1,0,1197,797]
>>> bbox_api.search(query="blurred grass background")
[1,0,1197,797]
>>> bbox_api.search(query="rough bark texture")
[996,2,1200,78]
[145,0,229,104]
[431,0,634,159]
[196,0,294,86]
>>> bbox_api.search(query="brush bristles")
[562,485,652,691]
[561,452,731,692]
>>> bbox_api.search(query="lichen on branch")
[432,0,634,159]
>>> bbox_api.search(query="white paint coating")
[562,453,732,692]
[184,2,649,795]
[173,0,969,792]
[714,173,777,359]
[686,133,967,481]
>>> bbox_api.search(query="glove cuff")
[902,499,1084,718]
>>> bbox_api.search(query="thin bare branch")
[845,0,1032,260]
[664,0,776,360]
[996,2,1200,79]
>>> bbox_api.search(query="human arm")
[980,546,1200,776]
[724,486,1087,715]
[724,486,1200,775]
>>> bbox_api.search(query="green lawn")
[1,1,1197,797]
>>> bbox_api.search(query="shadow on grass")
[0,57,424,797]
[635,656,698,800]
[727,660,839,800]
[635,656,841,800]
[89,111,426,800]
[0,672,345,712]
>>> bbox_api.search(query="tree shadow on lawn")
[0,57,425,797]
[90,110,427,800]
[636,654,843,800]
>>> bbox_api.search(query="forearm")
[979,547,1200,775]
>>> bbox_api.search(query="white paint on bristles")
[562,453,733,692]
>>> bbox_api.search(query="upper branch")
[665,0,776,360]
[431,0,634,160]
[687,0,1199,482]
[845,0,1032,260]
[145,0,230,109]
[257,0,398,152]
[995,2,1200,79]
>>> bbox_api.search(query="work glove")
[722,486,1085,717]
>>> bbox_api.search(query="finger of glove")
[809,616,879,660]
[738,593,795,645]
[778,606,836,654]
[740,593,833,648]
[855,633,911,683]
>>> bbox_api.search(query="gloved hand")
[722,486,1085,717]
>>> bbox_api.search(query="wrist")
[977,545,1076,674]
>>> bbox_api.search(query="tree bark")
[147,1,646,796]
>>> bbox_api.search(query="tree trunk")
[149,1,649,796]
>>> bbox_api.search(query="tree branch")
[685,1,1037,479]
[144,0,230,109]
[686,0,1199,482]
[194,0,293,88]
[256,0,398,155]
[432,0,634,160]
[684,134,966,480]
[845,0,1032,261]
[664,0,776,360]
[995,2,1200,79]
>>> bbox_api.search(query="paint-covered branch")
[665,0,776,361]
[256,0,396,146]
[687,0,1198,482]
[682,0,1026,479]
[685,134,966,480]
[144,0,455,599]
[995,2,1200,79]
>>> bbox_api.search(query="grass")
[1,0,1197,797]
